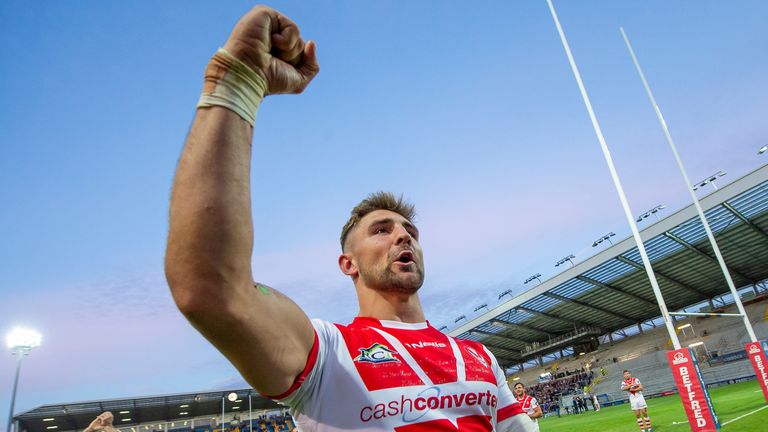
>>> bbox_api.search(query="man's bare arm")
[85,412,117,432]
[165,5,319,397]
[529,406,543,420]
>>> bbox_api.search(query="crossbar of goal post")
[620,27,768,408]
[545,2,719,430]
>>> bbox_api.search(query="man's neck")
[355,285,425,323]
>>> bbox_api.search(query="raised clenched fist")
[222,5,319,95]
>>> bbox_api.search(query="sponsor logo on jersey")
[466,346,489,367]
[672,351,689,365]
[358,385,498,423]
[355,343,400,364]
[748,343,761,354]
[404,341,447,349]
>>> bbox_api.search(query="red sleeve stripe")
[262,330,319,400]
[497,402,524,421]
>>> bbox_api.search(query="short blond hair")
[340,192,416,250]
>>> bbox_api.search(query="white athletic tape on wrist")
[197,48,267,126]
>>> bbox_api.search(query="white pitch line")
[721,405,768,426]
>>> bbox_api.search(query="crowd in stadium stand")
[233,414,295,432]
[195,414,296,432]
[527,367,595,415]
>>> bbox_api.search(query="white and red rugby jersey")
[270,318,533,431]
[621,377,641,395]
[514,395,538,424]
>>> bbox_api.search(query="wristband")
[197,48,268,126]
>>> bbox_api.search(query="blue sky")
[1,0,766,422]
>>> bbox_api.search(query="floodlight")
[474,304,488,312]
[6,327,42,351]
[592,232,615,247]
[498,289,513,300]
[555,254,575,267]
[524,273,542,284]
[637,205,665,222]
[693,171,726,191]
[454,315,466,323]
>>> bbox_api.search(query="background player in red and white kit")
[512,383,542,432]
[165,4,535,431]
[621,370,652,432]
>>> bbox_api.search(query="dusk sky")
[1,0,767,425]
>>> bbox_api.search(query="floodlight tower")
[6,327,42,432]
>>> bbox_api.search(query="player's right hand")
[222,5,319,95]
[84,412,115,432]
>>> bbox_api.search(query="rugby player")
[513,383,542,431]
[620,370,652,432]
[165,4,535,431]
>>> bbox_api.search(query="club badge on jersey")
[354,343,400,364]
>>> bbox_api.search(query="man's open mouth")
[395,250,414,264]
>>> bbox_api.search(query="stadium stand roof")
[449,163,768,368]
[13,389,281,432]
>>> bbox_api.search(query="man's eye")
[375,227,387,234]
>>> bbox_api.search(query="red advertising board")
[745,341,768,403]
[666,348,719,431]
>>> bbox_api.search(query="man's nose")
[394,225,412,245]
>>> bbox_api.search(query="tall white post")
[545,0,681,348]
[620,27,757,342]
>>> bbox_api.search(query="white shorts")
[629,393,647,410]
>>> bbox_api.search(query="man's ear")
[338,253,358,277]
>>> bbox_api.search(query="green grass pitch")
[538,380,768,431]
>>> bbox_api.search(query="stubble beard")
[361,262,424,294]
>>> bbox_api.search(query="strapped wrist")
[197,48,268,126]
